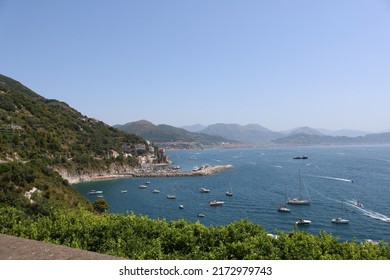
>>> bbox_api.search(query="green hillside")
[0,74,155,215]
[0,74,149,168]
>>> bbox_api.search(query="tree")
[92,198,109,213]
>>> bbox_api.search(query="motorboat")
[152,189,160,193]
[166,194,176,199]
[88,190,103,195]
[295,219,311,225]
[178,204,184,209]
[209,200,224,206]
[331,217,349,224]
[138,184,147,189]
[197,213,206,218]
[277,205,291,213]
[293,156,308,159]
[120,190,128,193]
[200,187,210,193]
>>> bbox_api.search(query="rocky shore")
[59,164,234,184]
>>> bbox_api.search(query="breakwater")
[90,164,234,180]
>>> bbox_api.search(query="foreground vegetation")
[1,206,389,260]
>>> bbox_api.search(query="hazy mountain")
[114,120,237,148]
[272,132,390,146]
[181,124,207,132]
[316,128,370,137]
[200,123,283,144]
[287,126,323,136]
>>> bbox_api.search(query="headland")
[61,164,234,184]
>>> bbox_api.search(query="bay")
[74,145,390,244]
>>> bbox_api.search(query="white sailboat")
[226,182,233,196]
[332,202,349,224]
[287,170,311,205]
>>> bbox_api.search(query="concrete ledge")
[0,234,124,260]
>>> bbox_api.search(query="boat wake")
[306,174,354,183]
[345,200,390,222]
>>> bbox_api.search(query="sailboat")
[332,201,349,224]
[226,182,233,196]
[287,170,311,205]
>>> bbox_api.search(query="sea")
[73,145,390,244]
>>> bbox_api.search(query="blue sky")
[1,0,390,132]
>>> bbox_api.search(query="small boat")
[197,213,206,218]
[138,184,147,189]
[144,181,151,185]
[88,190,103,195]
[287,171,311,205]
[332,202,349,224]
[209,200,225,206]
[167,194,176,199]
[293,156,308,159]
[178,204,184,209]
[152,189,160,193]
[331,217,349,224]
[226,182,233,196]
[352,199,363,208]
[295,219,311,225]
[200,187,210,193]
[277,205,291,213]
[97,195,104,198]
[120,190,128,193]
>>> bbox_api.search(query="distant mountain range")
[114,120,239,149]
[115,120,390,148]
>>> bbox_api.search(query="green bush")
[0,206,389,260]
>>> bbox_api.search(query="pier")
[90,165,234,181]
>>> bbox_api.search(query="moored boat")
[295,219,311,225]
[226,182,233,196]
[331,217,349,224]
[152,189,160,193]
[167,194,176,199]
[209,200,224,206]
[287,171,311,205]
[88,190,103,195]
[332,202,349,224]
[277,205,291,213]
[293,156,308,159]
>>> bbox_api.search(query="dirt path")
[0,234,124,260]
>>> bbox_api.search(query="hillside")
[0,74,159,169]
[115,120,238,149]
[200,123,283,144]
[0,74,158,215]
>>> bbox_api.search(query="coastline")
[61,164,234,185]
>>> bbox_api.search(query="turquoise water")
[74,146,390,243]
